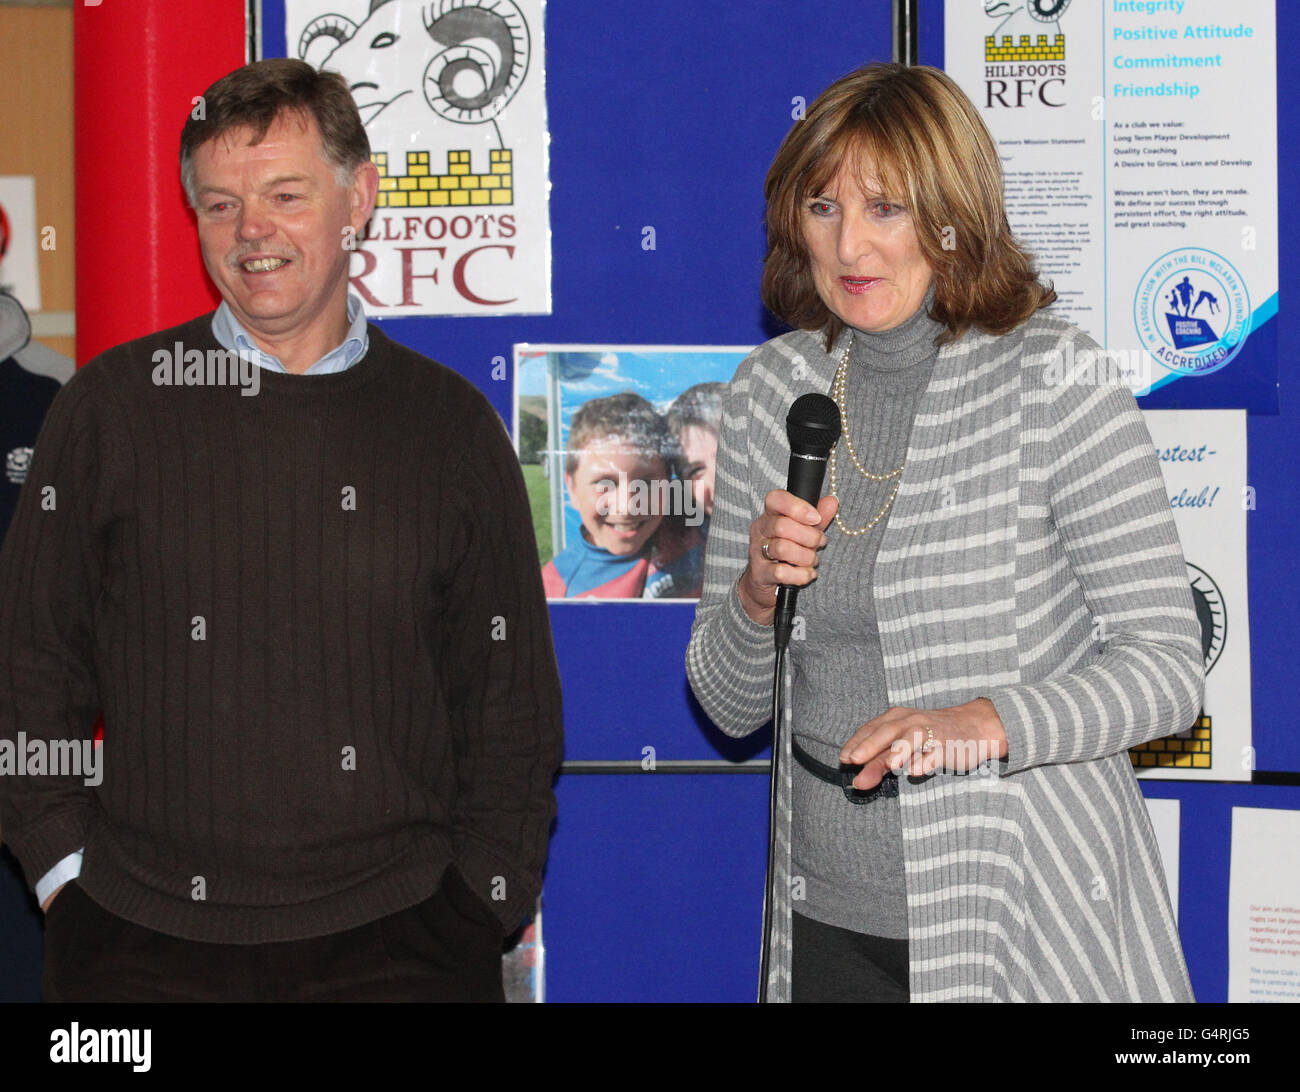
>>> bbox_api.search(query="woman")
[685,63,1203,1003]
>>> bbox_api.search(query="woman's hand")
[839,698,1009,789]
[737,490,839,626]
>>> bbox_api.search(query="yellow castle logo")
[1129,712,1212,770]
[984,33,1065,62]
[372,149,513,209]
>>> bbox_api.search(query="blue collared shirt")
[210,291,369,374]
[34,293,370,908]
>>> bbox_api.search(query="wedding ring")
[921,726,937,754]
[761,539,773,562]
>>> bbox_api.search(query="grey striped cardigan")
[685,311,1203,1003]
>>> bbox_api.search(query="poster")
[502,906,543,1002]
[1228,807,1300,1002]
[0,176,41,313]
[1132,410,1250,780]
[286,0,551,316]
[1144,796,1181,919]
[944,0,1277,411]
[514,345,748,601]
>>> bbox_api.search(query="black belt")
[791,736,899,804]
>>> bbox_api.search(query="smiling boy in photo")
[542,392,703,599]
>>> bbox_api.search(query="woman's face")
[799,154,933,333]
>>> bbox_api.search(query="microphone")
[773,393,841,652]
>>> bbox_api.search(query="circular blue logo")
[1133,248,1250,376]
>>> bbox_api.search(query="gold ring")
[921,726,937,754]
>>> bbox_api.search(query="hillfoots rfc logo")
[1135,247,1250,375]
[289,0,551,316]
[1130,562,1225,771]
[982,0,1071,109]
[1187,562,1227,674]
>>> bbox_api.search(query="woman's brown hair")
[762,62,1055,349]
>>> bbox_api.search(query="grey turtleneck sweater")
[790,300,943,939]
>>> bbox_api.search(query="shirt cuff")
[35,849,84,906]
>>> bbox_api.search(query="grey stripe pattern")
[685,312,1203,1002]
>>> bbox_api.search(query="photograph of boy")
[665,382,725,538]
[541,392,704,600]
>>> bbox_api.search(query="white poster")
[502,904,543,1002]
[1228,807,1300,1002]
[0,176,42,313]
[1145,796,1181,919]
[287,0,551,316]
[945,1,1277,406]
[1134,410,1251,780]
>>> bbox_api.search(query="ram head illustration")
[299,0,530,127]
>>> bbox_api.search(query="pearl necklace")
[828,337,905,537]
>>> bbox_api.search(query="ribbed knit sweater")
[687,309,1203,1002]
[0,313,563,944]
[791,302,941,939]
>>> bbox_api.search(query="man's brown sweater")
[0,313,563,943]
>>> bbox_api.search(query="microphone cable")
[757,392,840,1002]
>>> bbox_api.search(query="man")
[0,59,563,1002]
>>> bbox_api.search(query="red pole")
[74,0,246,365]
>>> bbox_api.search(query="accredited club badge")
[1134,248,1251,377]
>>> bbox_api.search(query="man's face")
[191,112,376,345]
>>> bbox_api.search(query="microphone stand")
[755,392,839,1003]
[758,640,788,1002]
